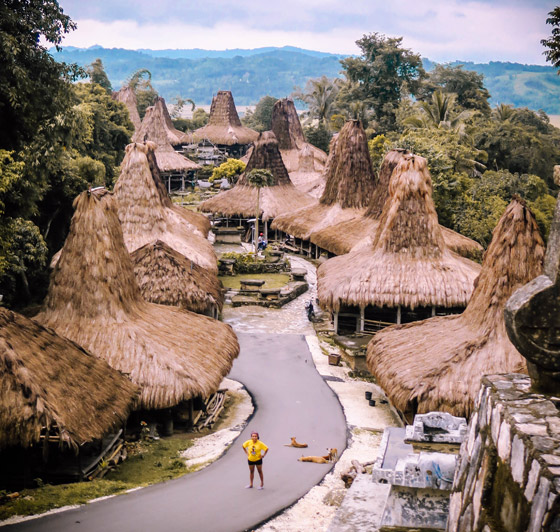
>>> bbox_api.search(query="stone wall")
[447,374,560,532]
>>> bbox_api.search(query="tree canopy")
[340,33,425,133]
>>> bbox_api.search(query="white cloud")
[60,0,555,64]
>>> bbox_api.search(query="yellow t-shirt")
[243,439,268,462]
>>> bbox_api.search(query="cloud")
[58,0,555,64]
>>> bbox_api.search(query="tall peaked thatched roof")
[272,120,374,239]
[367,198,545,419]
[272,98,305,150]
[114,143,217,271]
[193,91,259,146]
[145,142,210,237]
[35,189,239,410]
[318,153,481,312]
[270,98,327,198]
[309,148,483,260]
[113,86,141,131]
[199,131,314,220]
[131,240,224,314]
[0,307,138,451]
[133,96,192,148]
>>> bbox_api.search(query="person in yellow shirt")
[242,431,269,489]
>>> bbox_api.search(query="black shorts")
[248,459,263,466]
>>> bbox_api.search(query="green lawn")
[0,434,195,520]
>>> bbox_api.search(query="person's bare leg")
[247,464,255,488]
[256,464,264,488]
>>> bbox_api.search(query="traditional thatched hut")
[199,131,314,238]
[113,85,141,131]
[35,189,239,418]
[114,142,217,271]
[271,98,327,198]
[317,153,481,335]
[367,198,544,420]
[272,120,375,256]
[133,96,192,148]
[145,141,210,237]
[131,240,223,317]
[132,97,200,191]
[0,307,138,484]
[310,149,484,260]
[193,91,258,157]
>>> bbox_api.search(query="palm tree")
[246,168,275,258]
[492,103,515,122]
[405,90,472,133]
[293,76,341,125]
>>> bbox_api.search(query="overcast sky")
[57,0,557,64]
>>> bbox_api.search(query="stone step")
[327,474,390,532]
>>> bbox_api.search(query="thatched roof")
[193,91,259,146]
[367,198,545,419]
[35,189,239,411]
[271,98,327,198]
[113,86,141,131]
[132,96,192,148]
[309,149,483,260]
[272,120,374,238]
[114,143,217,271]
[317,153,481,312]
[144,142,210,237]
[0,307,138,451]
[131,240,224,314]
[199,132,314,220]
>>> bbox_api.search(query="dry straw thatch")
[0,307,138,451]
[367,197,544,419]
[271,98,327,198]
[113,86,141,131]
[133,96,193,148]
[272,120,375,239]
[144,142,210,237]
[114,143,217,271]
[310,149,483,259]
[193,91,259,146]
[199,131,314,220]
[317,153,481,312]
[131,240,224,315]
[35,189,239,410]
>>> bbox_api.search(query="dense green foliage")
[340,33,426,132]
[87,58,112,93]
[242,95,278,131]
[0,2,133,308]
[542,7,560,71]
[173,108,210,132]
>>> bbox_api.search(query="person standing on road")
[242,431,268,489]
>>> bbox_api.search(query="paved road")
[7,333,347,532]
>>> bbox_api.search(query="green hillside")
[51,46,560,113]
[50,47,344,105]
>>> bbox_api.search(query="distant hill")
[50,46,560,113]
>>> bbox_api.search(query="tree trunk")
[254,188,260,260]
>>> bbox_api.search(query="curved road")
[6,333,347,532]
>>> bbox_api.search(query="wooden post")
[432,306,436,317]
[359,307,365,332]
[397,305,402,324]
[334,311,339,334]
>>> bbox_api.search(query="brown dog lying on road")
[284,437,308,448]
[298,448,338,464]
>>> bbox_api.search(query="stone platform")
[447,374,560,532]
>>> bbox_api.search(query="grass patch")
[0,434,195,521]
[219,273,290,290]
